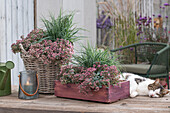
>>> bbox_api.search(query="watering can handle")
[0,70,9,90]
[18,74,39,96]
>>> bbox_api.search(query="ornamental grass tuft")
[72,43,120,68]
[40,10,84,43]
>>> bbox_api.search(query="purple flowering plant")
[96,11,113,29]
[164,3,169,6]
[136,15,168,43]
[96,0,140,49]
[136,3,169,43]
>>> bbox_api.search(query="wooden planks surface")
[0,86,169,113]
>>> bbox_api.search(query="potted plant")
[11,10,83,93]
[55,44,130,103]
[26,11,83,93]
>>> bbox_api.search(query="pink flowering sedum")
[28,38,74,65]
[11,29,45,54]
[57,62,120,94]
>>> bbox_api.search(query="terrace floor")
[0,86,170,113]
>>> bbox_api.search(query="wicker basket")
[36,61,60,94]
[19,44,60,94]
[20,53,37,71]
[19,44,37,71]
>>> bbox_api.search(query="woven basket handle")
[19,43,27,55]
[18,74,39,96]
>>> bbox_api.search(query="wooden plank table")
[0,86,170,113]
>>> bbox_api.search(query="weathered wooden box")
[54,80,130,103]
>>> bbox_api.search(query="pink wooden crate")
[54,80,130,103]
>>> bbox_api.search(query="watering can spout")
[0,61,14,90]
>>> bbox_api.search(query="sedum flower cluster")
[11,29,74,65]
[11,29,45,54]
[57,62,120,94]
[28,38,74,65]
[11,11,82,65]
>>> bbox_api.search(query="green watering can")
[0,61,14,96]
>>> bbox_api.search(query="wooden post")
[34,0,37,29]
